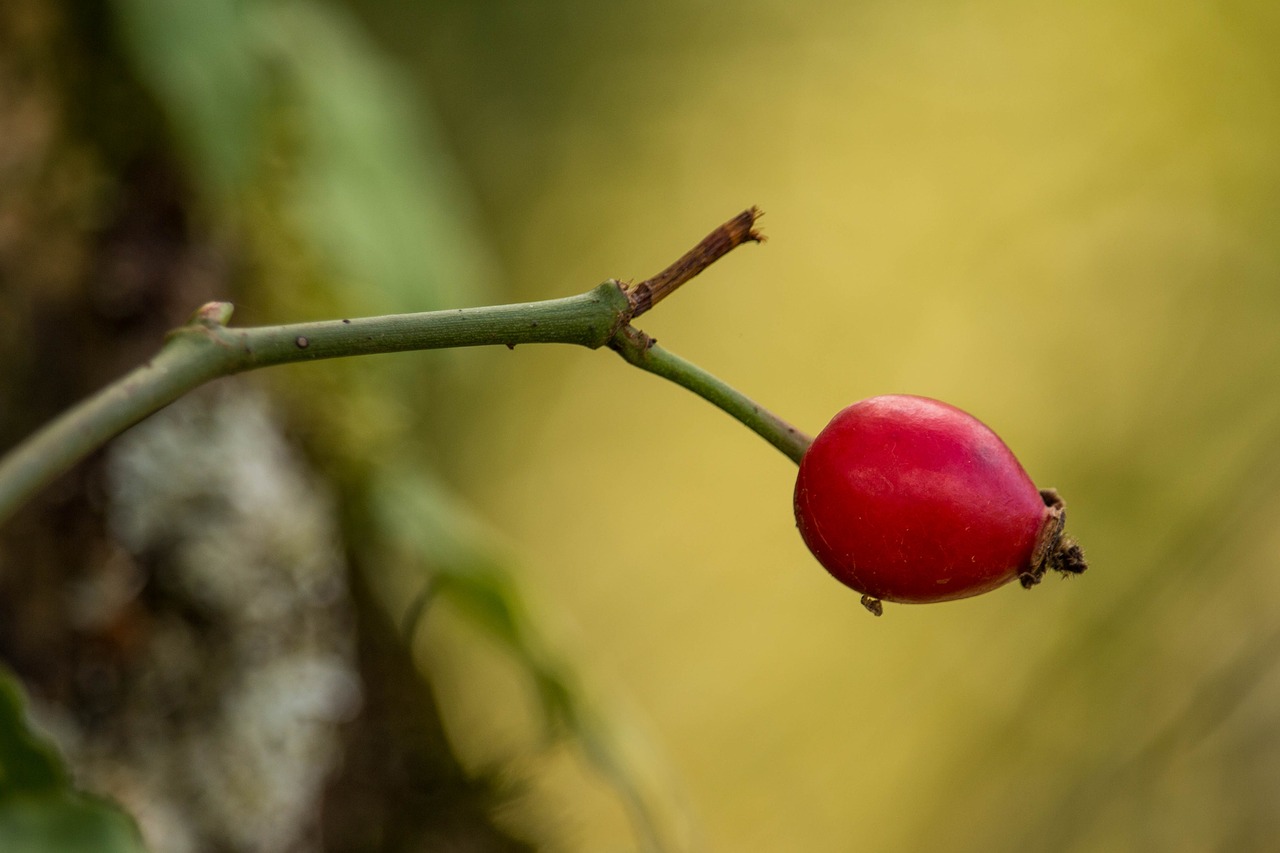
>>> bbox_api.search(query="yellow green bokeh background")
[394,2,1280,849]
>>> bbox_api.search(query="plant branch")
[0,284,630,525]
[0,210,803,527]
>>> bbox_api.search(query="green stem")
[223,283,631,367]
[0,280,807,527]
[609,326,812,464]
[0,284,623,525]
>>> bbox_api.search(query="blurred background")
[1,0,1279,850]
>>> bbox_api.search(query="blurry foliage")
[110,0,495,312]
[0,669,144,853]
[107,0,682,849]
[108,0,262,195]
[376,469,686,851]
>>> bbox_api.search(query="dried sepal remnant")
[1019,489,1088,589]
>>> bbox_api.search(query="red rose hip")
[793,395,1085,614]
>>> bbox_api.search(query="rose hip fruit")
[793,395,1085,615]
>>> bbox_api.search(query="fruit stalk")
[608,325,812,463]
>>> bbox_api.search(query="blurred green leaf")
[0,670,146,853]
[113,0,497,311]
[251,0,498,312]
[370,465,679,850]
[0,793,146,853]
[370,467,575,733]
[0,675,65,793]
[109,0,263,194]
